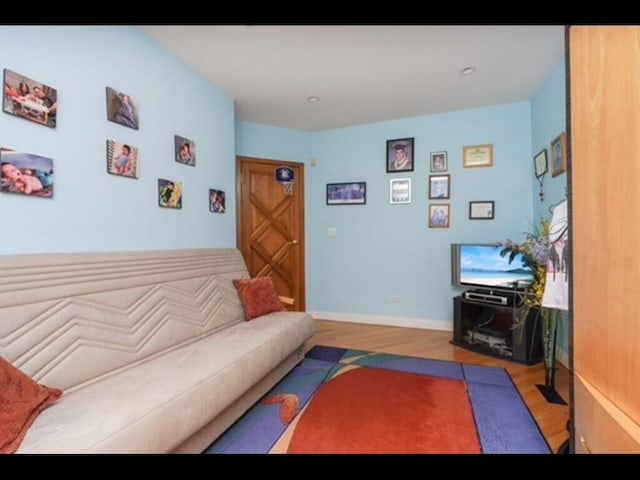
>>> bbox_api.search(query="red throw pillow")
[0,357,63,454]
[232,276,285,320]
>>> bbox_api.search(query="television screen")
[451,243,535,292]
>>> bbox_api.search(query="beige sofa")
[0,248,314,453]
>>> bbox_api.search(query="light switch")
[328,227,337,237]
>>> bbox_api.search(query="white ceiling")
[138,25,566,132]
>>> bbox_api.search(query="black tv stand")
[451,294,542,365]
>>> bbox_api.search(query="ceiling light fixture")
[307,95,319,103]
[460,66,476,76]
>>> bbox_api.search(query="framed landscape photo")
[428,203,450,228]
[175,135,196,166]
[0,149,54,198]
[106,139,139,179]
[158,178,183,209]
[428,174,450,199]
[550,132,567,177]
[326,182,366,205]
[534,148,548,178]
[106,86,139,130]
[469,200,495,220]
[430,151,448,173]
[463,144,493,168]
[3,68,57,128]
[390,178,411,204]
[386,137,414,173]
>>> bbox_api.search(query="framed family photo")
[106,139,139,178]
[386,137,414,173]
[428,203,450,228]
[430,151,448,172]
[158,178,183,209]
[0,149,54,198]
[209,188,226,213]
[3,68,57,128]
[550,132,567,177]
[534,149,548,178]
[390,178,411,204]
[428,174,450,199]
[175,135,196,166]
[106,87,139,130]
[326,182,366,205]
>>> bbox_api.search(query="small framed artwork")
[534,149,548,178]
[386,137,414,173]
[175,135,196,166]
[3,68,57,128]
[428,174,450,199]
[326,182,366,205]
[430,151,448,172]
[469,200,495,220]
[106,87,139,130]
[106,139,139,178]
[428,203,450,228]
[0,149,54,198]
[463,144,494,168]
[209,188,226,213]
[390,178,411,204]
[550,132,567,177]
[158,178,183,209]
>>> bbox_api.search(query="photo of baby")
[175,135,196,167]
[107,139,139,179]
[0,149,54,198]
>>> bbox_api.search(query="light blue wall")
[0,26,236,255]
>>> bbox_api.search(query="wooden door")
[236,156,305,311]
[570,25,640,453]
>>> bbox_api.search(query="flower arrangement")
[496,217,551,314]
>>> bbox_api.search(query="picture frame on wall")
[430,151,448,172]
[106,139,139,179]
[209,188,226,213]
[106,87,139,130]
[428,174,450,199]
[386,137,414,173]
[469,200,495,220]
[428,203,450,228]
[0,149,54,198]
[463,144,493,168]
[550,132,567,177]
[3,68,57,128]
[158,178,183,209]
[175,135,196,166]
[534,149,548,178]
[390,178,411,204]
[326,182,366,205]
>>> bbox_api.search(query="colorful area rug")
[204,345,551,454]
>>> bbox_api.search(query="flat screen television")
[451,243,536,293]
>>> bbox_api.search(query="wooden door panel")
[237,157,305,311]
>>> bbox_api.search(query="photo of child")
[158,178,183,209]
[107,139,139,178]
[175,135,196,166]
[209,189,225,213]
[0,149,54,198]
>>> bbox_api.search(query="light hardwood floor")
[304,319,570,454]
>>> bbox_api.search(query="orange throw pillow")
[0,357,63,454]
[232,276,285,320]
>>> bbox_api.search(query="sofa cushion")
[233,277,285,320]
[0,357,63,454]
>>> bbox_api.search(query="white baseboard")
[310,310,570,369]
[309,311,452,332]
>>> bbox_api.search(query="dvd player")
[463,291,509,305]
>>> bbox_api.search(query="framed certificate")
[463,144,494,168]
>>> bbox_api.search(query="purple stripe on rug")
[467,381,552,453]
[349,352,465,381]
[462,363,513,387]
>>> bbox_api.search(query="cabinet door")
[570,25,640,449]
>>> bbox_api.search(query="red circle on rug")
[287,366,482,453]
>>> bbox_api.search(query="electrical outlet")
[328,227,337,237]
[390,295,401,303]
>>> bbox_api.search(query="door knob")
[290,240,299,245]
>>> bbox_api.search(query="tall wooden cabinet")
[569,26,640,453]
